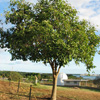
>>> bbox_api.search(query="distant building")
[57,73,68,86]
[64,79,88,86]
[57,73,88,86]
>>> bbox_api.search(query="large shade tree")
[0,0,100,100]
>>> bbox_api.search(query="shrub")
[93,76,100,88]
[7,71,23,81]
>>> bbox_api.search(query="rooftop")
[63,79,88,82]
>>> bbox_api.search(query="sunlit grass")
[0,80,100,100]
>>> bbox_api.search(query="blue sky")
[0,0,100,74]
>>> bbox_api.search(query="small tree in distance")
[93,76,100,88]
[0,0,100,100]
[7,71,23,81]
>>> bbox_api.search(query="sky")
[0,0,100,74]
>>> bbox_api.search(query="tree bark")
[51,72,58,100]
[49,60,61,100]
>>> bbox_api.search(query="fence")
[80,81,99,88]
[0,77,100,100]
[0,79,38,100]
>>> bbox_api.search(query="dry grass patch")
[0,80,100,100]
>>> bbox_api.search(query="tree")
[37,73,41,81]
[0,20,3,47]
[0,0,100,100]
[27,75,35,83]
[93,76,100,88]
[7,71,23,81]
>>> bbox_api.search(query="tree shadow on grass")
[80,86,100,92]
[0,91,51,100]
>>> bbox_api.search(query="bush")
[27,75,35,83]
[7,71,23,81]
[34,83,40,86]
[93,76,100,88]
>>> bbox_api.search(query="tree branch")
[49,59,54,71]
[57,66,61,75]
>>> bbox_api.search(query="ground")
[0,80,100,100]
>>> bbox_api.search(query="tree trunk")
[51,74,58,100]
[49,60,61,100]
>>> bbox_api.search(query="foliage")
[7,71,23,81]
[27,75,35,82]
[37,73,41,81]
[68,75,83,79]
[26,73,41,83]
[0,71,10,78]
[93,76,100,87]
[0,0,100,72]
[0,71,23,81]
[41,73,52,79]
[0,0,100,99]
[0,71,42,80]
[34,83,40,86]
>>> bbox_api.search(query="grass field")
[0,80,100,100]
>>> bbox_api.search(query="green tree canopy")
[93,76,100,88]
[7,71,23,81]
[0,0,100,100]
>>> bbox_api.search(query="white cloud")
[68,0,91,8]
[0,51,11,63]
[0,49,5,53]
[68,0,100,30]
[26,0,37,4]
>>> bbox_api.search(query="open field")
[0,80,100,100]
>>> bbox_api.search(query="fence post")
[17,78,20,93]
[9,79,11,86]
[29,85,32,100]
[2,73,5,81]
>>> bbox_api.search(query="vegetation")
[0,80,100,100]
[0,0,100,100]
[41,73,52,79]
[27,75,35,82]
[7,71,23,81]
[93,76,100,88]
[68,75,83,79]
[0,71,53,82]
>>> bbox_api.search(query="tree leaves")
[0,0,100,71]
